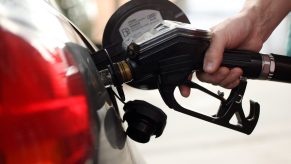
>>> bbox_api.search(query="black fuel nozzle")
[93,19,291,136]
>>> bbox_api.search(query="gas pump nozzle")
[94,20,291,135]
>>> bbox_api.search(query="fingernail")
[204,62,214,73]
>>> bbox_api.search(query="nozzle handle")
[222,50,291,83]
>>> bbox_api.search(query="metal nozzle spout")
[98,60,133,88]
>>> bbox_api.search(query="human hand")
[179,0,291,97]
[198,11,264,85]
[179,2,265,97]
[179,12,262,97]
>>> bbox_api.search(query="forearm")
[241,0,291,42]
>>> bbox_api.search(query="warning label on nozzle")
[119,10,163,48]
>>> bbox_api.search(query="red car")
[0,0,144,163]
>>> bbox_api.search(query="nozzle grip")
[222,49,291,83]
[222,50,262,79]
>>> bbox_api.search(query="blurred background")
[55,0,291,163]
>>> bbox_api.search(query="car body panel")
[0,0,144,163]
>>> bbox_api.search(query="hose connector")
[260,54,275,80]
[99,60,133,88]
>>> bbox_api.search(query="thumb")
[203,32,226,73]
